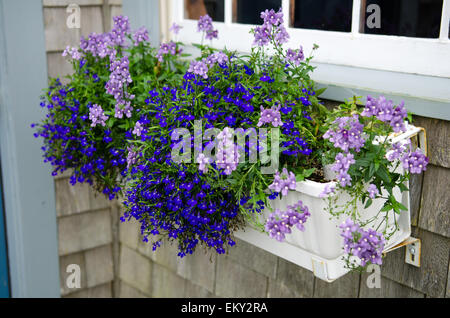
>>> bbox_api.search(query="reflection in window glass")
[363,0,443,38]
[185,0,225,22]
[233,0,282,25]
[291,0,353,32]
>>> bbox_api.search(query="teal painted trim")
[316,83,450,121]
[0,0,59,297]
[123,0,160,47]
[0,163,10,298]
[311,62,450,121]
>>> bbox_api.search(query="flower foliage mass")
[35,11,428,271]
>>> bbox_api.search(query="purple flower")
[331,152,355,173]
[265,200,310,242]
[109,15,131,47]
[106,56,134,118]
[253,24,271,46]
[196,153,210,173]
[89,104,108,127]
[367,184,379,199]
[402,149,429,174]
[362,96,407,133]
[188,60,209,79]
[337,171,352,187]
[205,51,228,67]
[260,8,283,26]
[132,121,144,137]
[340,218,360,240]
[319,184,336,198]
[126,147,138,169]
[268,173,283,193]
[323,115,365,153]
[286,200,310,231]
[215,128,240,175]
[205,29,218,40]
[197,14,213,32]
[387,142,406,162]
[265,214,286,242]
[340,219,386,266]
[269,168,296,196]
[62,46,82,60]
[330,152,355,187]
[285,46,304,66]
[274,25,289,45]
[361,95,380,117]
[170,22,182,34]
[132,26,149,45]
[390,101,407,133]
[257,105,283,127]
[156,41,177,62]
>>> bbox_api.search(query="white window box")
[236,125,426,282]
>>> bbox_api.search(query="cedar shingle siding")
[44,0,450,298]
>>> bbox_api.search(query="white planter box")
[236,125,426,282]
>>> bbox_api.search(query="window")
[185,0,225,21]
[363,0,443,38]
[172,0,450,78]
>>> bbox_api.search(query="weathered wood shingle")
[418,165,450,238]
[380,228,450,297]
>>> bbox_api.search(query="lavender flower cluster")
[156,41,178,62]
[340,218,385,267]
[187,51,229,80]
[89,104,108,127]
[257,105,283,127]
[268,168,296,196]
[331,152,355,187]
[197,14,218,40]
[215,127,240,175]
[285,47,304,66]
[106,56,135,119]
[323,115,365,187]
[323,115,366,153]
[253,8,289,46]
[362,95,407,133]
[265,200,311,242]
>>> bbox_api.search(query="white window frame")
[169,0,450,78]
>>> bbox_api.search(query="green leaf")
[398,183,408,192]
[355,158,371,167]
[315,87,327,97]
[396,202,408,211]
[369,162,375,178]
[364,198,373,209]
[107,117,116,128]
[376,166,391,184]
[303,168,315,178]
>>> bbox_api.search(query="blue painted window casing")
[0,164,10,298]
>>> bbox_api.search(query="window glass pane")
[185,0,225,22]
[363,0,443,38]
[233,0,282,25]
[291,0,353,32]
